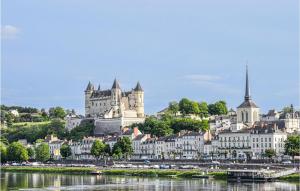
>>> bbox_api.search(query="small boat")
[90,171,102,175]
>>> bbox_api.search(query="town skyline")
[2,0,298,115]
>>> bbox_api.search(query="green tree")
[91,140,105,160]
[151,121,173,137]
[49,107,66,119]
[264,149,276,159]
[35,143,50,162]
[7,142,29,162]
[104,144,111,156]
[198,102,209,118]
[113,137,133,160]
[0,143,7,163]
[284,135,300,158]
[60,144,72,159]
[112,146,122,160]
[208,101,228,115]
[179,98,200,115]
[168,101,179,116]
[68,120,94,141]
[27,147,35,159]
[47,119,66,139]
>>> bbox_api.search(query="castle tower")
[85,81,94,117]
[237,66,260,127]
[133,81,145,118]
[111,79,122,109]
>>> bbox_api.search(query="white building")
[261,110,280,122]
[131,134,151,159]
[70,137,102,160]
[44,135,65,160]
[218,129,251,159]
[251,124,287,158]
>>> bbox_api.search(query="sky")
[1,0,299,115]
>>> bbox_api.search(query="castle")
[85,79,145,118]
[84,79,145,136]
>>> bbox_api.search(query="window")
[242,112,244,121]
[261,138,263,142]
[246,112,249,122]
[265,138,267,142]
[269,138,271,142]
[253,138,255,142]
[269,143,271,148]
[257,138,258,142]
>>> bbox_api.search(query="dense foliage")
[35,143,50,162]
[91,140,105,160]
[68,119,95,141]
[60,144,72,159]
[133,116,209,137]
[167,98,227,117]
[7,142,29,162]
[112,137,133,160]
[264,149,276,159]
[284,135,300,158]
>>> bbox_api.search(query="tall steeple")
[244,65,250,101]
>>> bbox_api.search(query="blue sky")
[1,0,299,115]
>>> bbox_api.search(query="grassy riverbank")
[101,169,204,178]
[278,173,300,182]
[2,166,298,182]
[1,166,204,178]
[1,166,95,174]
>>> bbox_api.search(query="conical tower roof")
[85,81,93,91]
[134,81,143,91]
[111,79,121,89]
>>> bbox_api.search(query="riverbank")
[278,173,300,182]
[1,166,299,182]
[1,166,205,178]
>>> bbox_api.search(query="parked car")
[144,160,150,164]
[282,160,292,164]
[212,161,220,164]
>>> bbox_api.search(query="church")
[236,66,260,127]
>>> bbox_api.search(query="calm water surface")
[1,172,299,191]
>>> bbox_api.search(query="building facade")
[85,79,144,118]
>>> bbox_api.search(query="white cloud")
[1,25,20,39]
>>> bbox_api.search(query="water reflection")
[1,172,299,191]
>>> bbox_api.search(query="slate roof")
[237,100,259,108]
[112,79,121,89]
[91,90,112,98]
[134,82,143,91]
[85,81,93,91]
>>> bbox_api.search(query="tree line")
[0,137,133,163]
[168,98,228,117]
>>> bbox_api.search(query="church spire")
[245,65,251,101]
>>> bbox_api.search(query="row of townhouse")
[213,123,287,159]
[43,124,289,161]
[131,131,211,160]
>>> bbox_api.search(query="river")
[1,172,299,191]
